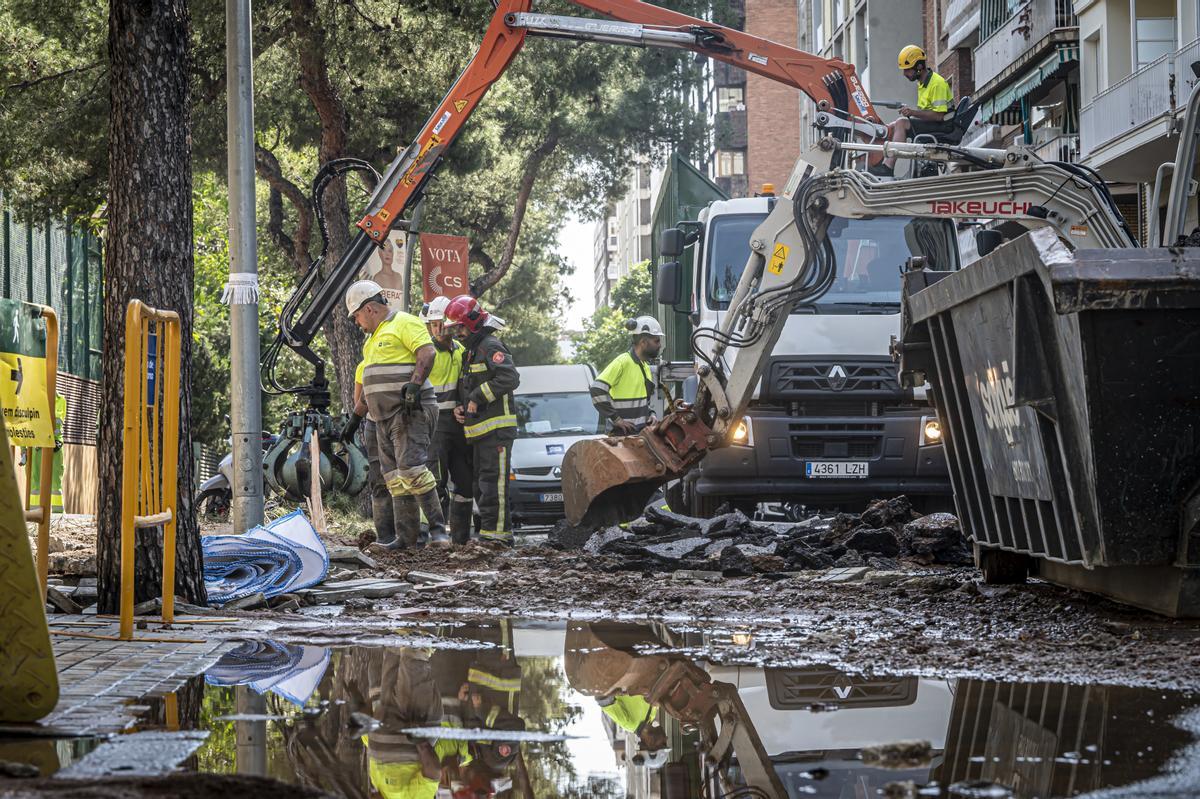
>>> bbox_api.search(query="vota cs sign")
[928,200,1032,216]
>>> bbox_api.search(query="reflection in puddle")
[5,619,1197,797]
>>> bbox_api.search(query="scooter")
[195,431,278,518]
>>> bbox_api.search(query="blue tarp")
[202,509,328,605]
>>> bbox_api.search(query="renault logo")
[552,466,562,479]
[827,364,848,391]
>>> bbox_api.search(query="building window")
[855,11,868,71]
[638,197,652,224]
[716,150,746,177]
[717,87,745,112]
[814,0,825,52]
[1134,15,1176,70]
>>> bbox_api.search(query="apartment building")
[1077,0,1200,237]
[802,0,926,153]
[592,161,664,309]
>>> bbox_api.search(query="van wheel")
[978,548,1031,585]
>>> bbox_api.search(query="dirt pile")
[549,496,971,575]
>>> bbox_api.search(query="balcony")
[1031,133,1079,162]
[974,0,1077,94]
[1079,48,1180,159]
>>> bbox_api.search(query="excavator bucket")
[562,412,715,528]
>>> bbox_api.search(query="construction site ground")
[6,509,1200,797]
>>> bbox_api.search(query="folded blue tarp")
[202,509,328,605]
[206,640,330,706]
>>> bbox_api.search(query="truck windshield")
[514,392,603,438]
[706,213,957,311]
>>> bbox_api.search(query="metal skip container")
[899,228,1200,616]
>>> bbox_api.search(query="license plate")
[805,461,869,479]
[540,493,564,503]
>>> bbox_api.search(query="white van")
[509,364,605,526]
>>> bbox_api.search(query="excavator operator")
[871,44,955,177]
[421,295,475,545]
[345,280,450,549]
[446,295,520,546]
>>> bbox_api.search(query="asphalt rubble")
[547,495,971,577]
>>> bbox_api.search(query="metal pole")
[235,686,268,775]
[226,0,263,532]
[401,199,424,313]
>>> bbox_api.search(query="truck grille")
[795,399,880,417]
[766,356,901,400]
[790,422,884,460]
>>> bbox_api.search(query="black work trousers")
[430,411,474,506]
[472,436,514,542]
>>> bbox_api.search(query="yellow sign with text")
[768,242,789,275]
[0,301,54,448]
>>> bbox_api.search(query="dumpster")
[899,228,1200,616]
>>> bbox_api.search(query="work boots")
[371,493,398,548]
[449,497,474,545]
[393,494,422,549]
[415,489,451,547]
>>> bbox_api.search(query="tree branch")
[6,62,103,91]
[194,18,296,105]
[254,144,313,272]
[470,131,561,297]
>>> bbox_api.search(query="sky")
[557,213,597,328]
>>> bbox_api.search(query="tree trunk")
[96,0,205,613]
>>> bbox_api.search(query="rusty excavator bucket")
[562,410,716,528]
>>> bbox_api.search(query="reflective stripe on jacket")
[591,349,654,431]
[428,340,464,412]
[360,311,435,420]
[459,329,520,441]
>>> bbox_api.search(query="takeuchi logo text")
[927,200,1032,216]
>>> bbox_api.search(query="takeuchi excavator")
[263,0,1143,525]
[260,0,887,499]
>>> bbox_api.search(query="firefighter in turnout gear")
[445,294,520,545]
[591,316,662,435]
[344,280,450,548]
[421,296,474,545]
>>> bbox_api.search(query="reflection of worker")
[870,45,955,177]
[421,296,474,545]
[445,295,520,546]
[343,279,449,549]
[590,316,661,436]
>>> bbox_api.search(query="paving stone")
[327,546,378,570]
[814,567,870,584]
[297,578,412,604]
[58,731,210,778]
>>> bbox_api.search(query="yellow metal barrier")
[119,300,182,641]
[9,305,58,601]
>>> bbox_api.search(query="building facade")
[592,160,664,309]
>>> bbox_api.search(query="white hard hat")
[627,315,663,338]
[421,295,451,322]
[345,280,384,318]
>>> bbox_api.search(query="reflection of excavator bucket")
[562,411,715,527]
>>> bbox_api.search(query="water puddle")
[2,618,1198,797]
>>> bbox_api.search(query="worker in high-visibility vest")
[342,280,449,549]
[420,296,474,545]
[590,316,662,436]
[29,393,66,512]
[444,295,520,546]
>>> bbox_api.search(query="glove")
[400,382,422,412]
[339,412,362,442]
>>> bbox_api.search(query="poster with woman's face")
[358,229,408,307]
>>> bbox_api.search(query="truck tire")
[688,488,721,519]
[978,547,1032,585]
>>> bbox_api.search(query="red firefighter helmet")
[444,294,490,333]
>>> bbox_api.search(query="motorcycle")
[195,431,278,519]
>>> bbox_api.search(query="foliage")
[572,263,654,370]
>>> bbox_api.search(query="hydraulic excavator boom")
[561,140,1139,526]
[262,0,884,501]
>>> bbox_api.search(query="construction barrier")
[0,408,59,721]
[0,300,59,600]
[119,300,182,641]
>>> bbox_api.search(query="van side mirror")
[660,228,686,258]
[657,261,682,306]
[976,229,1004,257]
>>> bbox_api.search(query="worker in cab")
[590,316,662,436]
[444,294,520,546]
[870,45,955,177]
[421,295,474,545]
[343,279,449,549]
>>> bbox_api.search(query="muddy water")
[6,618,1200,798]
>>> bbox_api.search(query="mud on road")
[265,540,1200,693]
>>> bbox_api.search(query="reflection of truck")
[651,163,955,515]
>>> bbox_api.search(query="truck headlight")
[920,416,942,446]
[731,417,753,446]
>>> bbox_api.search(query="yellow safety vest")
[592,350,654,431]
[428,341,463,412]
[917,71,954,113]
[360,311,435,420]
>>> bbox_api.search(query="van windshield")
[706,213,958,312]
[514,392,603,438]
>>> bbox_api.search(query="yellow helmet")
[898,45,926,70]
